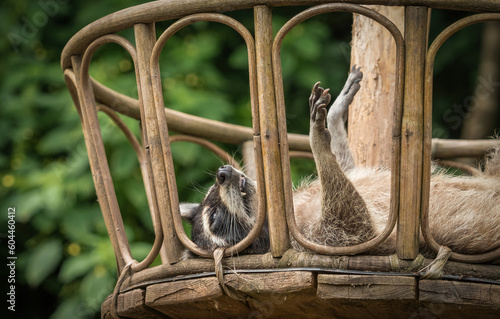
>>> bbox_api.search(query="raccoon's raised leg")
[309,82,374,246]
[326,65,363,172]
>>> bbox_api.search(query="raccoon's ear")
[179,203,199,221]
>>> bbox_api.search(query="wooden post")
[134,23,183,264]
[254,5,290,257]
[396,6,428,259]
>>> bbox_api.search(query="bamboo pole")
[134,23,184,264]
[396,6,428,259]
[254,5,290,257]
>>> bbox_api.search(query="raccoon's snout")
[217,166,232,185]
[217,165,249,197]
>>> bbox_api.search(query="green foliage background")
[0,1,496,318]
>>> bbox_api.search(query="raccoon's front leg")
[326,65,363,172]
[309,82,374,246]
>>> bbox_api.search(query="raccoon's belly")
[292,167,500,256]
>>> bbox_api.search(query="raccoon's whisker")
[204,169,217,178]
[187,181,210,196]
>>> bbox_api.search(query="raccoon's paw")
[309,82,332,151]
[328,65,363,123]
[343,65,363,97]
[309,82,331,128]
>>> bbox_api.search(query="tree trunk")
[460,21,500,140]
[348,6,405,168]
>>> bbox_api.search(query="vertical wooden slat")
[396,6,429,259]
[73,55,133,273]
[134,23,172,264]
[254,5,290,256]
[134,23,183,264]
[71,56,126,273]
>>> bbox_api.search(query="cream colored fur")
[293,67,500,259]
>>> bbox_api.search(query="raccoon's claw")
[309,82,331,123]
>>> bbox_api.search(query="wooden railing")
[62,0,500,275]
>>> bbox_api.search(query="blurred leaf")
[79,271,115,311]
[130,242,154,261]
[59,253,101,283]
[26,239,63,287]
[50,297,88,319]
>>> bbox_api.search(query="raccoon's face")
[180,165,268,254]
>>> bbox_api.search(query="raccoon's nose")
[217,166,232,185]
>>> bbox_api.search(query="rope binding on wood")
[110,260,138,319]
[420,246,452,279]
[213,248,249,302]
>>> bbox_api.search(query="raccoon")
[181,66,500,258]
[180,165,270,256]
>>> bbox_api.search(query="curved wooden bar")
[90,75,313,150]
[272,3,404,256]
[149,13,269,258]
[78,35,140,273]
[61,1,500,70]
[90,75,499,157]
[423,13,500,264]
[170,135,242,170]
[97,105,165,271]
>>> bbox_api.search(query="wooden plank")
[117,289,146,318]
[225,271,322,319]
[420,280,500,307]
[103,272,500,318]
[101,289,164,319]
[145,277,249,318]
[317,274,416,300]
[118,289,165,318]
[396,6,428,259]
[101,295,113,319]
[225,271,315,294]
[145,277,222,306]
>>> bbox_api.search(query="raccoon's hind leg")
[309,82,374,246]
[326,65,363,172]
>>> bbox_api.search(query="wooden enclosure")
[61,0,500,318]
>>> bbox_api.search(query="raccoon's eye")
[209,208,218,224]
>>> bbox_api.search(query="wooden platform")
[102,267,500,318]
